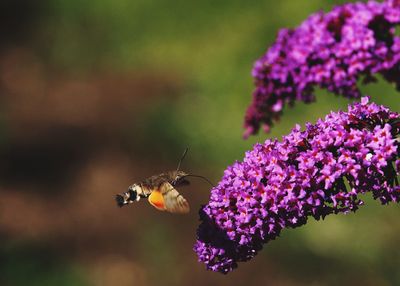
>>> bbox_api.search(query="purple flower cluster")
[245,0,400,137]
[195,98,400,273]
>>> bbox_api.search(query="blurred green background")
[0,0,399,285]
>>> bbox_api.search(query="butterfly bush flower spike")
[195,98,400,273]
[245,0,400,137]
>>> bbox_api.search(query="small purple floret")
[195,98,400,273]
[245,0,400,137]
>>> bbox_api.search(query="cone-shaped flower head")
[245,0,400,137]
[196,98,400,273]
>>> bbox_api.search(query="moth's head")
[175,170,189,180]
[115,185,140,207]
[171,170,190,187]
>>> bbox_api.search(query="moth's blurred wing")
[173,178,190,187]
[160,182,190,214]
[148,189,166,211]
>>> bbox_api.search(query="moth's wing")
[147,182,190,214]
[159,182,190,214]
[173,178,190,187]
[148,189,167,212]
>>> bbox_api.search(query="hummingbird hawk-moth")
[114,148,213,214]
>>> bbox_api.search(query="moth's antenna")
[186,174,215,188]
[175,148,215,187]
[176,147,189,172]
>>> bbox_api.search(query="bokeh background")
[0,0,399,285]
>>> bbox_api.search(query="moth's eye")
[128,189,137,201]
